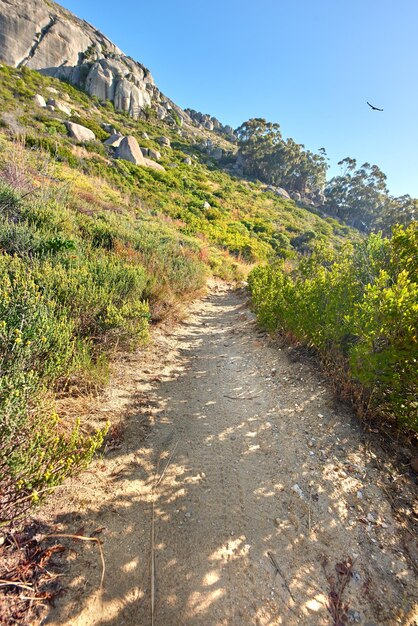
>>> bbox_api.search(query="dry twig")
[46,534,105,587]
[224,394,260,400]
[267,551,296,602]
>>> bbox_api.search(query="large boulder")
[275,187,291,200]
[143,158,165,172]
[103,133,124,148]
[157,136,171,147]
[148,148,161,161]
[65,121,95,142]
[264,185,291,200]
[34,94,46,107]
[115,136,145,166]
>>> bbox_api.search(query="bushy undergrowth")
[0,63,360,522]
[0,177,207,522]
[249,223,418,431]
[0,63,356,267]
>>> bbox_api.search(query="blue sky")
[63,0,418,197]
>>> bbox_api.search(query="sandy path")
[42,284,417,626]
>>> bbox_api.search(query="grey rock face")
[103,133,124,148]
[65,121,95,142]
[185,109,237,140]
[0,0,235,135]
[115,136,145,165]
[0,0,155,117]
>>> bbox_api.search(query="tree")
[324,159,389,230]
[235,118,328,197]
[324,158,417,232]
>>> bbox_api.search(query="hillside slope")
[0,4,416,624]
[0,62,358,526]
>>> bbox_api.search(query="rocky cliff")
[185,109,236,140]
[0,0,184,120]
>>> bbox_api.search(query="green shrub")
[249,223,418,431]
[0,253,106,523]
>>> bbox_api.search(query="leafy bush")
[0,253,106,523]
[249,223,418,431]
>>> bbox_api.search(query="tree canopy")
[324,158,416,233]
[235,119,416,233]
[235,118,328,196]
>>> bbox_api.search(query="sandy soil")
[39,283,417,626]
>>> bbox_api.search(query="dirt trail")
[42,283,417,626]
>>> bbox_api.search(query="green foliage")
[249,223,418,431]
[0,253,107,523]
[325,158,417,233]
[0,64,363,522]
[235,118,328,195]
[24,134,79,167]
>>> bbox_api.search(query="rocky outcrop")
[115,136,145,166]
[185,109,236,140]
[65,121,95,142]
[264,185,291,200]
[103,133,124,148]
[0,0,154,118]
[0,0,236,138]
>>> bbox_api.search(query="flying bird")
[367,101,383,111]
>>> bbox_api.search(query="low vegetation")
[0,64,356,523]
[0,60,416,525]
[249,223,418,432]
